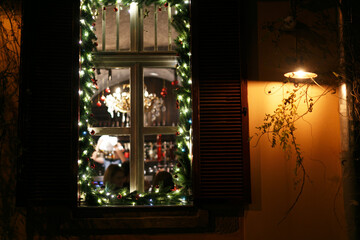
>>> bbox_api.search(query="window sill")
[70,205,209,233]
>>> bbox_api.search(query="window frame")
[79,1,192,203]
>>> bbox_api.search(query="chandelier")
[104,84,165,120]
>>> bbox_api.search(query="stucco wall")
[245,81,346,240]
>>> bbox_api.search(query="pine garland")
[79,0,191,206]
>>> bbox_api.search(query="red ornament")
[160,87,167,97]
[96,101,101,107]
[117,194,122,199]
[158,7,162,11]
[175,131,180,136]
[100,95,106,101]
[135,194,140,200]
[164,2,168,7]
[90,130,96,135]
[91,164,96,169]
[171,80,178,86]
[124,152,129,158]
[94,42,98,47]
[105,87,111,93]
[176,100,180,109]
[95,85,99,89]
[92,22,96,27]
[91,78,97,84]
[114,7,118,12]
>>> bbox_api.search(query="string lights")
[79,0,192,205]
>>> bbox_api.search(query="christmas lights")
[79,0,192,206]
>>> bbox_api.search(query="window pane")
[156,5,170,51]
[143,4,155,51]
[94,5,130,51]
[92,68,131,127]
[92,135,130,190]
[143,68,179,127]
[144,134,177,192]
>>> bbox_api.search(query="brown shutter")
[192,1,251,204]
[17,1,79,206]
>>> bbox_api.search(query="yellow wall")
[245,81,346,240]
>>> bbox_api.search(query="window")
[78,1,192,205]
[17,1,250,211]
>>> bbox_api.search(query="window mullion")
[130,64,144,192]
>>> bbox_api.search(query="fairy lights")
[79,0,192,206]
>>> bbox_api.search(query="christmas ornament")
[171,80,178,86]
[96,101,101,107]
[117,194,122,199]
[176,100,180,109]
[164,2,168,7]
[175,131,180,136]
[90,130,96,135]
[158,7,162,11]
[105,87,111,93]
[94,42,98,47]
[91,164,95,169]
[160,87,167,97]
[100,95,106,101]
[114,7,118,12]
[92,22,96,27]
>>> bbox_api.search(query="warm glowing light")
[341,83,347,98]
[284,70,317,79]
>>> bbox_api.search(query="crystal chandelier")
[104,84,165,120]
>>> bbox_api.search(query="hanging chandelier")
[104,84,165,120]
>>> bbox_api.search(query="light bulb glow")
[284,70,317,79]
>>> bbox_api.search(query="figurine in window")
[91,135,126,171]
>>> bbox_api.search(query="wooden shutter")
[17,1,79,206]
[192,1,251,204]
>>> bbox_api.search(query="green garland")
[78,0,191,206]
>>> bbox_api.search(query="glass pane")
[143,68,179,127]
[105,5,117,51]
[156,4,169,51]
[92,135,130,190]
[144,134,177,192]
[92,68,131,127]
[94,5,130,51]
[143,4,155,51]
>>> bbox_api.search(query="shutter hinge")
[242,107,248,116]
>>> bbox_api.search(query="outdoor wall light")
[284,70,317,79]
[284,70,323,89]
